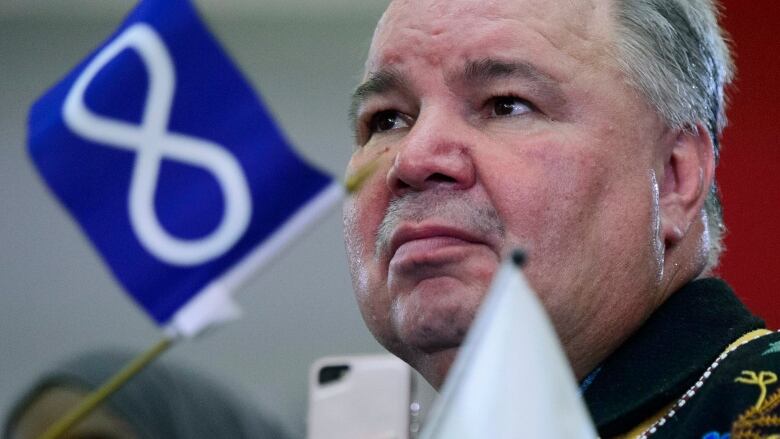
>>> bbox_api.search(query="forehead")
[367,0,614,79]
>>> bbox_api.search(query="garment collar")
[582,278,764,436]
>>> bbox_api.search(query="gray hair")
[612,0,734,272]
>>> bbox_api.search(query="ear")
[659,123,716,247]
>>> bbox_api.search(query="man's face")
[344,0,672,387]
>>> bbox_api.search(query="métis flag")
[27,0,343,337]
[420,254,599,439]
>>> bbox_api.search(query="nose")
[386,112,476,197]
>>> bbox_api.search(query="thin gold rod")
[37,337,175,439]
[344,155,382,194]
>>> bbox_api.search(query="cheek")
[343,200,376,294]
[483,143,608,247]
[343,200,368,290]
[478,137,663,334]
[503,145,657,266]
[342,162,395,297]
[344,154,385,251]
[342,198,363,256]
[343,182,387,255]
[480,135,660,283]
[344,194,394,336]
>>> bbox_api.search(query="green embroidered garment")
[582,278,780,438]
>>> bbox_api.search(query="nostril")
[428,173,457,183]
[395,179,411,190]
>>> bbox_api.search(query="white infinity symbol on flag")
[63,23,252,266]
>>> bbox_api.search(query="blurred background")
[0,0,777,437]
[0,1,389,437]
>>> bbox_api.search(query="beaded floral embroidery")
[730,385,780,438]
[637,332,779,439]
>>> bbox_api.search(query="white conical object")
[420,255,598,439]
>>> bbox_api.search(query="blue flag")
[27,0,342,336]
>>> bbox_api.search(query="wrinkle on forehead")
[384,0,599,21]
[368,0,615,78]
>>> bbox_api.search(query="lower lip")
[391,236,481,265]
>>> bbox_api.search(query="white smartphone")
[307,354,435,439]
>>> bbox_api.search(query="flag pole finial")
[511,249,527,268]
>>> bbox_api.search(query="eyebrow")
[461,58,566,107]
[349,68,408,130]
[348,58,566,129]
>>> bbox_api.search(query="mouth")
[388,224,491,263]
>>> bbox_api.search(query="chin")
[413,347,460,390]
[394,316,470,355]
[383,301,477,389]
[391,290,478,350]
[361,326,458,390]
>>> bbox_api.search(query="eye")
[490,96,534,117]
[368,110,410,134]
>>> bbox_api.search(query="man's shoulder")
[650,330,780,438]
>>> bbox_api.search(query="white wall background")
[0,1,398,437]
